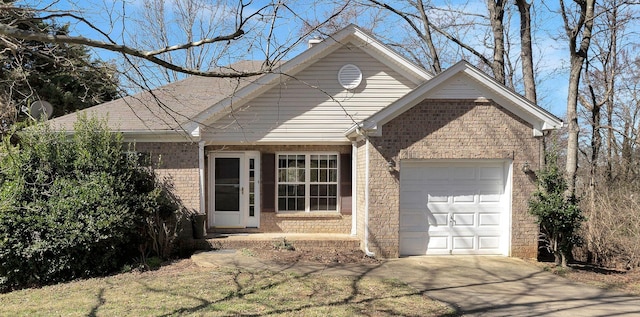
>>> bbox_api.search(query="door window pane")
[215,158,240,211]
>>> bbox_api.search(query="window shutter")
[340,153,352,214]
[261,153,275,212]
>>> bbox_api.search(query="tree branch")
[0,23,268,78]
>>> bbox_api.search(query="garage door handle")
[450,216,456,225]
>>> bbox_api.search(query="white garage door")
[400,161,510,256]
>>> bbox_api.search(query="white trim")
[351,142,357,236]
[207,151,261,228]
[59,130,197,143]
[198,141,205,215]
[364,139,375,257]
[203,141,352,146]
[505,160,514,257]
[275,152,340,213]
[345,61,563,139]
[245,152,261,228]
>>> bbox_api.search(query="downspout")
[364,138,375,257]
[198,141,206,214]
[351,142,357,236]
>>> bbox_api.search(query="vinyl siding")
[423,75,486,100]
[203,43,418,143]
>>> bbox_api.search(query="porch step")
[204,233,361,252]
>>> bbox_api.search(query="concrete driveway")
[192,251,640,316]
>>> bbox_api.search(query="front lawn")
[0,259,455,316]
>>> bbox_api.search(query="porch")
[204,233,361,252]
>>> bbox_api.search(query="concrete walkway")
[192,250,640,316]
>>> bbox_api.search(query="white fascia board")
[192,28,354,127]
[355,61,563,138]
[349,27,432,84]
[366,62,465,130]
[120,130,199,143]
[204,140,351,146]
[460,64,563,130]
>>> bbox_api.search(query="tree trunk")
[515,0,537,102]
[562,0,596,197]
[417,0,442,73]
[566,59,582,196]
[487,0,506,84]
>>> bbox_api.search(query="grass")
[0,260,455,317]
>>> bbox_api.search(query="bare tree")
[561,0,596,197]
[487,0,506,84]
[515,0,536,102]
[127,0,250,85]
[0,1,303,79]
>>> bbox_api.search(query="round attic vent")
[338,64,362,90]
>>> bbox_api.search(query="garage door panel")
[401,212,430,231]
[478,213,501,226]
[479,192,502,202]
[399,232,429,255]
[422,167,450,180]
[478,236,501,249]
[453,193,475,203]
[430,213,449,226]
[452,236,475,250]
[401,190,425,207]
[479,166,503,180]
[452,213,475,226]
[427,235,449,250]
[427,193,449,203]
[429,203,453,213]
[400,161,509,256]
[451,167,476,180]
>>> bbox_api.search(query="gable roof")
[184,24,433,137]
[48,61,264,140]
[345,61,563,138]
[49,24,432,141]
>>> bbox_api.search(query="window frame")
[275,152,340,213]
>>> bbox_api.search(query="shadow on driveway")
[192,252,640,316]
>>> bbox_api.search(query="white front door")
[209,152,260,228]
[400,161,510,256]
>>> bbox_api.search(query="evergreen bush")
[529,149,585,267]
[0,116,184,291]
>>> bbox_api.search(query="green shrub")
[0,116,183,292]
[529,149,585,267]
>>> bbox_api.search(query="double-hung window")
[277,153,338,212]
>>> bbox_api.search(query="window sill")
[275,211,342,218]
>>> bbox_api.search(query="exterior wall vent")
[338,64,362,90]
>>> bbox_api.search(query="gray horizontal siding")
[203,43,418,143]
[425,76,486,100]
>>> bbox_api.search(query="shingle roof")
[49,60,265,132]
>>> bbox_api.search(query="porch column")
[198,141,205,214]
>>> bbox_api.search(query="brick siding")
[365,99,540,258]
[134,142,201,212]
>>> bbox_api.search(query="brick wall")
[134,142,201,212]
[366,99,540,258]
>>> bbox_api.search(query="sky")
[22,0,576,118]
